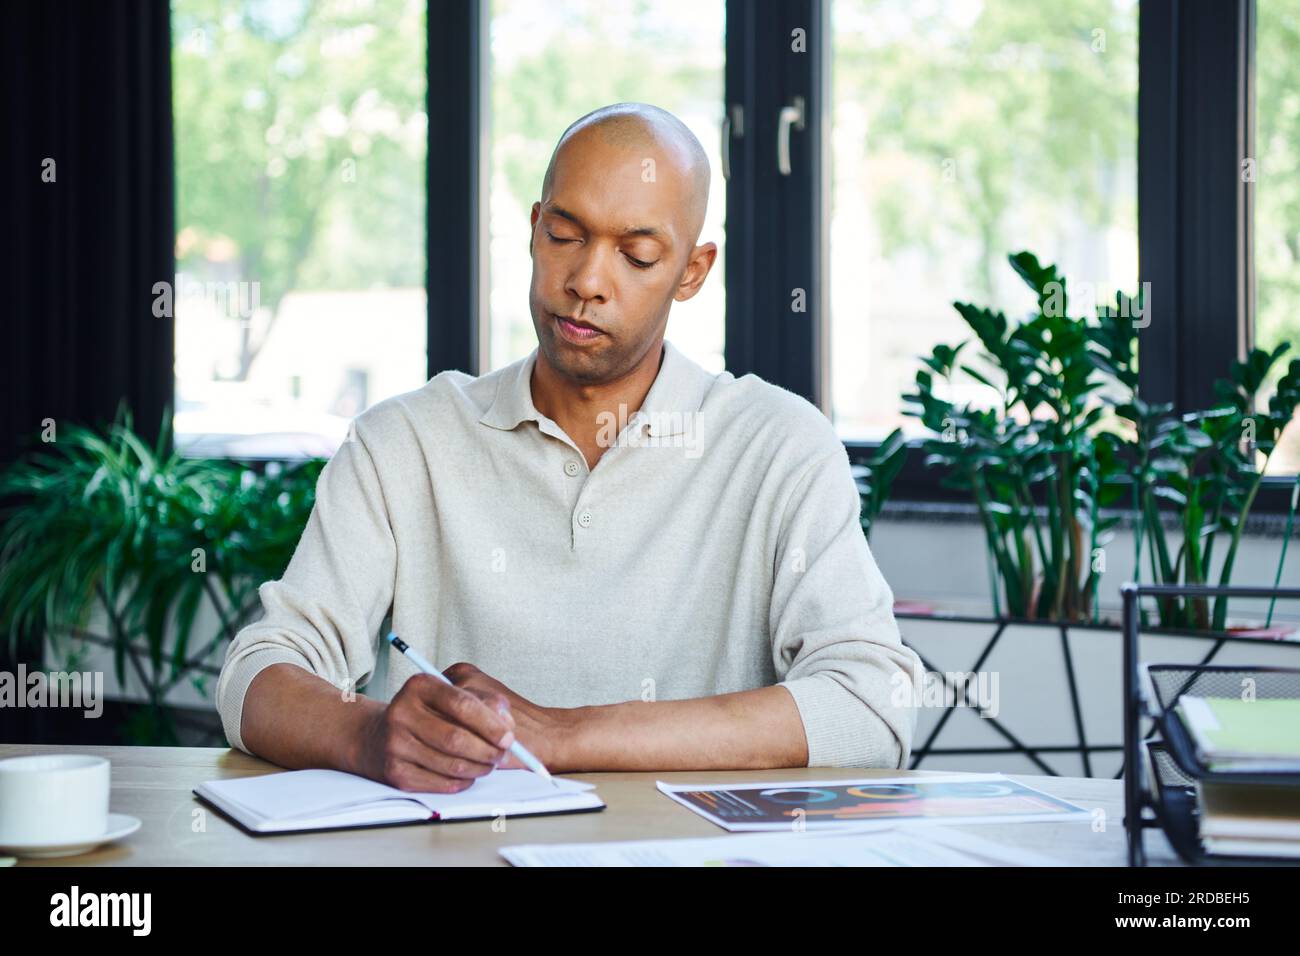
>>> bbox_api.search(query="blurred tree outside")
[1257,1,1300,403]
[834,0,1137,303]
[171,0,426,382]
[829,0,1138,441]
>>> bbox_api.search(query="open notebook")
[194,768,604,835]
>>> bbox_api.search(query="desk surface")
[2,744,1180,866]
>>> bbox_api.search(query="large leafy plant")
[903,253,1126,620]
[852,427,908,541]
[0,409,323,743]
[904,251,1299,627]
[1094,320,1300,630]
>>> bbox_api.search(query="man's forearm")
[238,665,809,776]
[555,684,808,771]
[239,663,384,775]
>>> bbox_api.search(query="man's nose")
[565,242,614,303]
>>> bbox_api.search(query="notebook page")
[202,769,407,821]
[406,770,597,815]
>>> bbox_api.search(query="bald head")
[541,102,711,247]
[527,103,719,388]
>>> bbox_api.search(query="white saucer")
[0,813,142,859]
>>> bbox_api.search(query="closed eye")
[547,231,658,269]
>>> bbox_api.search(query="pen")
[385,632,556,786]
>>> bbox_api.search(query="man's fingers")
[401,706,508,768]
[416,738,499,781]
[384,754,478,794]
[466,687,516,730]
[405,674,515,748]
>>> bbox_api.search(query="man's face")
[527,132,698,384]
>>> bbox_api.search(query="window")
[487,0,727,373]
[164,1,1287,494]
[829,0,1138,442]
[1256,0,1300,475]
[171,0,427,458]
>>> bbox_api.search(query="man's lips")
[553,314,605,342]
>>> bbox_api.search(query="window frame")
[723,0,829,407]
[428,0,487,378]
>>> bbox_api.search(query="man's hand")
[356,670,518,792]
[442,662,573,771]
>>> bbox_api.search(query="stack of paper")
[500,772,1081,867]
[1196,782,1300,859]
[1174,696,1300,860]
[501,826,1064,867]
[1175,696,1300,772]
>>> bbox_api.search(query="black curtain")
[1,1,174,691]
[2,0,175,469]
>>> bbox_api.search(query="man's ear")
[674,241,718,302]
[528,201,540,258]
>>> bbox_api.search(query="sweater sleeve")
[215,430,397,754]
[772,447,922,769]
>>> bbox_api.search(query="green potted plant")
[0,408,323,744]
[1089,293,1300,631]
[902,250,1300,629]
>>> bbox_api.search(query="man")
[216,102,921,792]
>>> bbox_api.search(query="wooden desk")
[2,744,1181,866]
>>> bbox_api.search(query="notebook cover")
[193,789,606,838]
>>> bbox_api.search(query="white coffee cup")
[0,754,110,844]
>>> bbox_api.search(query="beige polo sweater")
[215,339,921,768]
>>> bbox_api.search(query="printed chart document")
[194,768,603,834]
[656,773,1090,832]
[500,826,1064,867]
